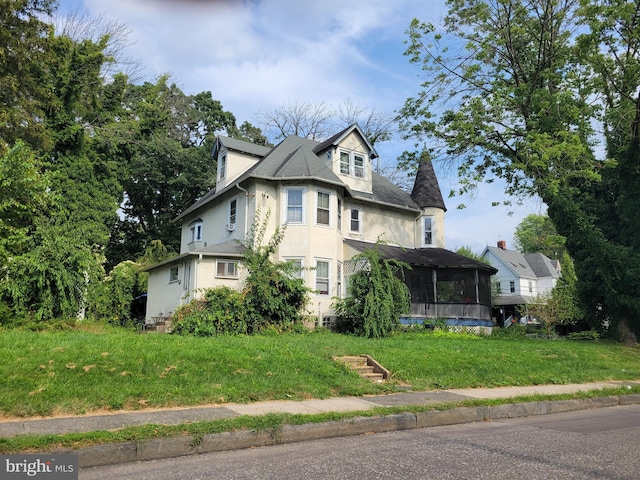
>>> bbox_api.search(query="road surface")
[80,404,640,479]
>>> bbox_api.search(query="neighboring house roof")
[411,157,447,211]
[484,246,538,279]
[346,239,497,272]
[524,253,560,279]
[177,126,430,221]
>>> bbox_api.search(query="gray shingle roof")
[411,156,446,211]
[346,239,497,272]
[178,126,443,220]
[485,246,559,279]
[214,136,272,158]
[524,253,560,279]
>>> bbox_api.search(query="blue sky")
[55,0,544,253]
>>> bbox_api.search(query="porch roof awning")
[344,239,497,273]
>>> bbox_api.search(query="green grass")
[1,326,639,419]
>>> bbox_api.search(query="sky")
[55,0,546,253]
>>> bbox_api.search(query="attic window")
[339,150,365,178]
[218,153,227,180]
[188,220,203,243]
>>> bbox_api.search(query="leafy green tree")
[101,77,237,267]
[0,143,49,264]
[398,0,640,342]
[0,0,56,152]
[514,214,566,260]
[333,246,410,338]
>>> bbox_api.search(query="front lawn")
[1,326,639,418]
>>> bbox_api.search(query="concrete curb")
[50,394,640,468]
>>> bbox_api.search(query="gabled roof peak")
[313,123,378,159]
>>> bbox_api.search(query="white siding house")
[144,125,495,327]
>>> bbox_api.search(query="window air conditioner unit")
[226,223,236,232]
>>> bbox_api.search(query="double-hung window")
[423,216,433,246]
[286,188,304,223]
[350,208,361,233]
[169,266,179,283]
[228,199,237,230]
[218,153,227,180]
[339,150,366,178]
[284,257,304,279]
[315,260,330,295]
[216,260,238,278]
[509,280,516,293]
[316,191,330,225]
[189,220,203,243]
[337,198,342,232]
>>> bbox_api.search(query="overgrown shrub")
[241,209,310,333]
[171,287,246,336]
[86,260,147,326]
[332,245,410,338]
[567,329,600,340]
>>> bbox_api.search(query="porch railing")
[409,302,492,321]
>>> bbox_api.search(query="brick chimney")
[497,240,507,250]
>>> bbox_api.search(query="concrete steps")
[142,318,172,333]
[334,355,390,383]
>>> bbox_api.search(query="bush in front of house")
[171,287,247,336]
[332,246,410,338]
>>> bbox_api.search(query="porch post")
[474,269,480,303]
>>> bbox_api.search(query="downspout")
[235,183,250,237]
[195,254,201,299]
[414,212,423,249]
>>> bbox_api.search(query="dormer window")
[218,153,227,180]
[189,220,203,243]
[339,150,365,178]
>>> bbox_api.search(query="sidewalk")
[2,380,639,467]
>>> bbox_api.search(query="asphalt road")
[80,404,640,480]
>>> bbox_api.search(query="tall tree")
[514,214,566,260]
[102,77,237,267]
[0,0,57,152]
[398,0,640,341]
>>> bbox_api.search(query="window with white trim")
[422,216,433,246]
[336,262,343,298]
[229,198,237,226]
[315,260,330,295]
[528,281,533,293]
[316,191,330,225]
[286,188,304,223]
[284,257,304,279]
[509,280,516,293]
[216,260,238,278]
[189,220,203,243]
[169,265,179,283]
[337,198,342,232]
[218,153,227,180]
[350,208,361,233]
[339,150,366,178]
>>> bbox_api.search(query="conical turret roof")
[410,152,446,211]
